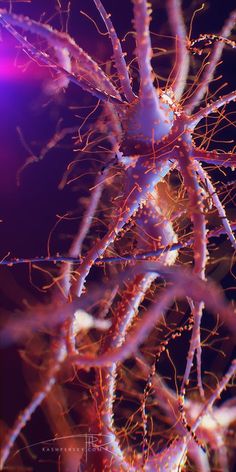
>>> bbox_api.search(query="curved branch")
[69,267,236,368]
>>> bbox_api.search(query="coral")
[0,1,235,470]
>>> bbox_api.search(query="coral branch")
[0,10,122,103]
[94,273,156,470]
[70,266,236,368]
[0,337,67,470]
[166,0,190,100]
[177,140,207,397]
[185,9,236,113]
[132,0,155,98]
[195,161,236,249]
[188,90,236,128]
[193,148,236,168]
[93,0,135,102]
[69,159,172,298]
[1,2,235,470]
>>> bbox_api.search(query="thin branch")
[187,90,236,129]
[166,0,190,100]
[185,9,236,113]
[93,0,135,102]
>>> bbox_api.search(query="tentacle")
[70,285,177,367]
[37,384,84,472]
[181,303,204,397]
[0,10,122,104]
[16,125,81,185]
[69,158,173,299]
[70,265,236,368]
[61,103,122,295]
[193,148,236,168]
[192,359,236,433]
[61,170,109,295]
[177,139,207,397]
[187,90,236,129]
[132,0,155,99]
[194,160,236,249]
[1,221,236,269]
[147,359,236,471]
[185,9,236,113]
[94,274,156,471]
[68,191,177,469]
[83,195,177,468]
[139,358,232,472]
[138,356,211,470]
[2,253,236,350]
[129,0,173,144]
[0,308,111,470]
[166,0,190,100]
[135,196,178,462]
[137,356,182,426]
[137,356,206,467]
[0,336,67,470]
[93,0,135,102]
[145,437,187,472]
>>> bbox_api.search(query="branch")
[166,0,190,100]
[188,90,236,129]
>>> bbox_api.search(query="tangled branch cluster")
[0,1,235,471]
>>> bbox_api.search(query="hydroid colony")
[0,1,235,470]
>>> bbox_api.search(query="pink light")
[0,55,52,82]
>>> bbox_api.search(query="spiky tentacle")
[61,103,121,295]
[94,200,178,469]
[185,9,236,113]
[188,90,236,129]
[194,161,236,249]
[146,359,236,471]
[94,274,156,471]
[0,10,122,103]
[93,0,135,102]
[176,135,207,397]
[0,336,67,470]
[70,265,236,368]
[166,0,190,100]
[193,148,236,168]
[69,158,173,299]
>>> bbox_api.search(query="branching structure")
[0,1,235,471]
